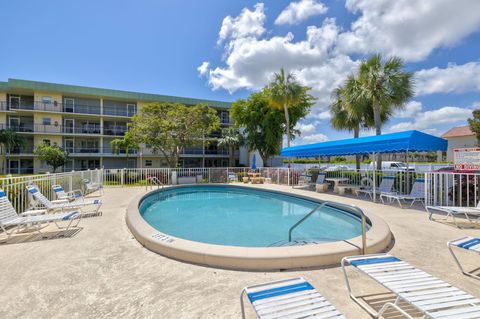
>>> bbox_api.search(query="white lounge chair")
[294,172,312,189]
[0,189,80,240]
[342,253,480,318]
[356,176,395,199]
[315,172,329,192]
[448,236,480,280]
[240,277,345,319]
[82,179,103,195]
[27,185,102,216]
[380,177,425,208]
[426,201,480,227]
[52,184,84,201]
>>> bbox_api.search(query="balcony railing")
[103,126,128,136]
[6,146,35,154]
[5,124,127,136]
[0,101,136,117]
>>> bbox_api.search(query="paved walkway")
[0,185,479,318]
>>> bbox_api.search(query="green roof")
[1,78,232,109]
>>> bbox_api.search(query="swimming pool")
[139,185,366,247]
[127,185,392,270]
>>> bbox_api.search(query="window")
[42,118,51,125]
[43,139,51,146]
[42,96,52,104]
[145,160,152,167]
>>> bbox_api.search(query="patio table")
[325,177,349,193]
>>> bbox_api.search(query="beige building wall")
[445,135,478,161]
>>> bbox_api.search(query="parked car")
[369,161,414,171]
[324,165,351,172]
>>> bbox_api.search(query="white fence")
[287,163,453,172]
[425,171,480,207]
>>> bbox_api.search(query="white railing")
[425,171,480,207]
[0,169,103,213]
[286,163,453,172]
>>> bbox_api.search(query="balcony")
[0,101,136,117]
[6,145,35,155]
[103,126,128,136]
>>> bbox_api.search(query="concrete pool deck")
[1,184,479,318]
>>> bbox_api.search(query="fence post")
[287,168,290,186]
[121,168,125,186]
[69,174,73,192]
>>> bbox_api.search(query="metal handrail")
[150,176,164,191]
[288,200,368,255]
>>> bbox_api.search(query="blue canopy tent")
[281,130,448,200]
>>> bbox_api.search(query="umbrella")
[251,153,257,170]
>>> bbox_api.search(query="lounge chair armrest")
[67,189,84,198]
[21,209,48,216]
[52,199,69,204]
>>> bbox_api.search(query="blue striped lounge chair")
[52,184,84,201]
[27,185,102,216]
[380,178,425,208]
[342,253,480,318]
[448,236,480,280]
[0,189,80,240]
[240,277,345,319]
[356,176,395,199]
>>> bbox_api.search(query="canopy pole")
[372,152,376,202]
[406,150,410,195]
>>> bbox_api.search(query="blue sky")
[1,0,479,144]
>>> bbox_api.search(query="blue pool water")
[139,186,365,247]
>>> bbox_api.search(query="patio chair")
[0,189,81,240]
[380,177,425,208]
[448,236,480,280]
[425,201,480,227]
[315,172,329,192]
[240,277,345,319]
[82,179,103,196]
[27,185,102,216]
[52,184,84,201]
[342,253,480,318]
[228,172,237,182]
[356,176,395,199]
[294,172,312,189]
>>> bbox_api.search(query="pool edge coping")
[126,184,392,270]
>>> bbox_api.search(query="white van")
[369,161,414,171]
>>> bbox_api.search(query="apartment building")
[0,79,236,173]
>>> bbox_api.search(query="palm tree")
[0,129,25,173]
[348,54,414,169]
[217,127,244,167]
[111,132,139,163]
[268,68,304,149]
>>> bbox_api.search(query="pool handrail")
[147,176,164,191]
[288,201,368,255]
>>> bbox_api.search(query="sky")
[1,0,479,146]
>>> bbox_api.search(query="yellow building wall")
[138,157,168,168]
[0,92,6,102]
[33,112,63,134]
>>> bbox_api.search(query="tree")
[267,68,315,148]
[34,143,69,172]
[217,127,243,167]
[128,102,220,168]
[231,90,311,166]
[0,129,25,173]
[348,54,414,169]
[468,109,480,145]
[110,132,139,159]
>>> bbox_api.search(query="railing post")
[121,168,125,186]
[287,168,290,186]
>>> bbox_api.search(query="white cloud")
[389,104,472,134]
[218,3,266,45]
[294,133,329,145]
[275,0,327,26]
[415,62,480,95]
[314,110,332,120]
[197,62,209,76]
[394,101,422,118]
[337,0,480,61]
[295,123,316,136]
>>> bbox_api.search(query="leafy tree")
[110,132,139,159]
[267,68,315,147]
[128,102,220,168]
[346,54,414,169]
[231,90,311,166]
[217,127,244,167]
[468,109,480,145]
[0,129,25,173]
[34,143,69,172]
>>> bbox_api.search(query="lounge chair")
[380,178,425,208]
[294,172,312,189]
[240,277,345,319]
[228,172,237,182]
[425,201,480,227]
[448,236,480,280]
[356,176,395,199]
[82,179,103,195]
[0,189,80,240]
[52,184,84,201]
[27,185,102,216]
[342,253,480,318]
[315,172,329,192]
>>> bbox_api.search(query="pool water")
[139,186,365,247]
